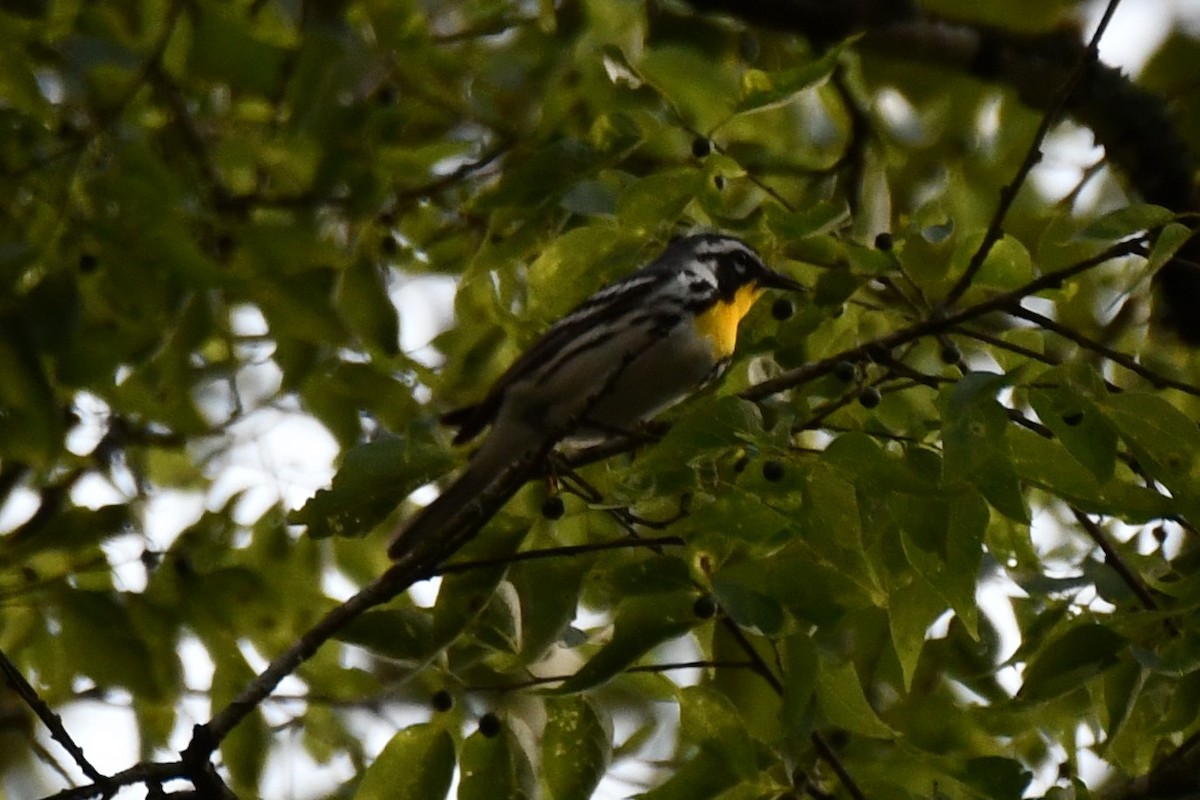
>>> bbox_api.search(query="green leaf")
[816,657,896,738]
[511,558,591,661]
[2,504,131,563]
[602,554,694,597]
[475,140,598,210]
[337,258,400,356]
[765,200,851,239]
[1099,393,1200,515]
[974,234,1033,289]
[1017,623,1127,703]
[888,488,986,637]
[711,573,786,636]
[638,45,740,129]
[1027,371,1117,482]
[802,463,880,596]
[716,553,873,627]
[958,756,1033,798]
[632,397,764,492]
[812,267,859,307]
[555,592,700,693]
[1008,427,1173,522]
[616,171,701,231]
[693,485,794,547]
[471,579,522,655]
[678,685,757,766]
[733,43,850,115]
[0,324,62,467]
[355,724,455,800]
[944,493,988,634]
[634,686,764,799]
[889,578,948,690]
[781,634,819,735]
[541,697,612,800]
[337,607,434,663]
[1078,203,1173,240]
[941,372,1029,523]
[0,43,50,115]
[635,750,740,800]
[291,435,454,539]
[459,725,534,800]
[432,564,510,648]
[188,8,290,96]
[211,646,269,793]
[58,591,161,698]
[1146,221,1196,274]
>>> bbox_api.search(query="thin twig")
[1069,507,1179,635]
[469,660,760,692]
[40,760,193,800]
[1010,306,1200,398]
[2,0,186,180]
[941,0,1126,307]
[0,647,104,782]
[811,731,869,800]
[743,237,1147,403]
[437,536,687,575]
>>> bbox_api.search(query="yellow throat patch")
[693,284,764,358]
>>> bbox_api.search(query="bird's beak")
[758,267,807,293]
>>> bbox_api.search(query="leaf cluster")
[3,1,1200,799]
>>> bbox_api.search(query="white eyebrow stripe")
[693,238,756,258]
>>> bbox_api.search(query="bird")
[387,232,805,559]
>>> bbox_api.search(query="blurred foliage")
[2,0,1200,799]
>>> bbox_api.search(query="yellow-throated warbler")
[387,233,804,558]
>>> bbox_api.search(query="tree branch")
[40,761,193,800]
[681,0,1200,340]
[0,647,103,783]
[941,0,1125,307]
[1009,306,1200,398]
[743,237,1148,402]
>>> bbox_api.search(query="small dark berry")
[771,297,794,320]
[432,690,454,712]
[691,137,712,158]
[713,174,725,190]
[762,460,785,482]
[692,595,718,619]
[1061,412,1084,426]
[859,387,881,409]
[478,712,502,738]
[940,343,961,365]
[78,253,99,273]
[874,232,894,251]
[381,235,398,255]
[540,496,565,520]
[833,361,856,383]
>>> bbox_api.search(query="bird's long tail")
[386,429,547,561]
